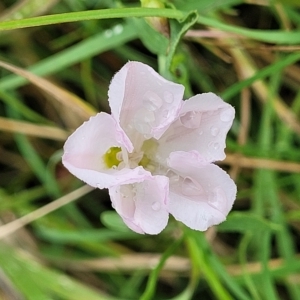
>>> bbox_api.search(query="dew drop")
[164,91,173,103]
[198,130,203,136]
[210,126,219,136]
[181,177,204,196]
[209,141,220,150]
[134,109,154,134]
[180,111,201,128]
[104,29,113,38]
[144,111,155,123]
[113,24,123,34]
[120,185,134,200]
[220,108,234,122]
[162,110,170,119]
[151,201,161,211]
[143,91,163,111]
[134,121,151,134]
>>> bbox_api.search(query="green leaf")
[197,15,300,44]
[222,52,300,100]
[0,22,138,91]
[0,8,185,31]
[36,227,138,244]
[218,212,280,232]
[133,18,169,55]
[140,236,184,300]
[0,244,115,300]
[172,0,242,13]
[101,211,135,233]
[275,0,300,6]
[166,10,198,70]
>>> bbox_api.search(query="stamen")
[121,147,129,166]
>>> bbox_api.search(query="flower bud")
[141,0,170,37]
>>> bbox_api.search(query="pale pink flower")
[62,61,236,234]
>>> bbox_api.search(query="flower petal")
[109,176,169,234]
[157,92,235,163]
[62,112,151,189]
[108,61,184,141]
[167,151,236,231]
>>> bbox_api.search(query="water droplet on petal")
[164,91,173,103]
[144,111,155,123]
[210,126,219,136]
[143,91,163,111]
[162,110,170,119]
[180,111,201,128]
[209,142,220,150]
[119,185,138,203]
[151,201,161,211]
[181,177,204,196]
[134,122,151,134]
[208,187,227,211]
[198,130,203,136]
[220,108,234,122]
[113,24,123,34]
[104,29,113,38]
[134,109,155,134]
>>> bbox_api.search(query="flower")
[62,61,236,234]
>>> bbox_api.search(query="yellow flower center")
[138,154,150,168]
[103,147,122,168]
[139,139,158,171]
[103,139,159,171]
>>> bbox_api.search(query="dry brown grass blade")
[229,47,300,135]
[222,153,300,173]
[0,60,96,122]
[0,117,68,140]
[58,254,190,274]
[58,252,299,278]
[0,185,94,240]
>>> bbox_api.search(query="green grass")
[0,0,300,299]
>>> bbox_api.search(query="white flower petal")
[109,176,169,234]
[108,61,184,141]
[167,152,236,230]
[157,93,235,163]
[62,112,150,188]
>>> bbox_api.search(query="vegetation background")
[0,0,300,299]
